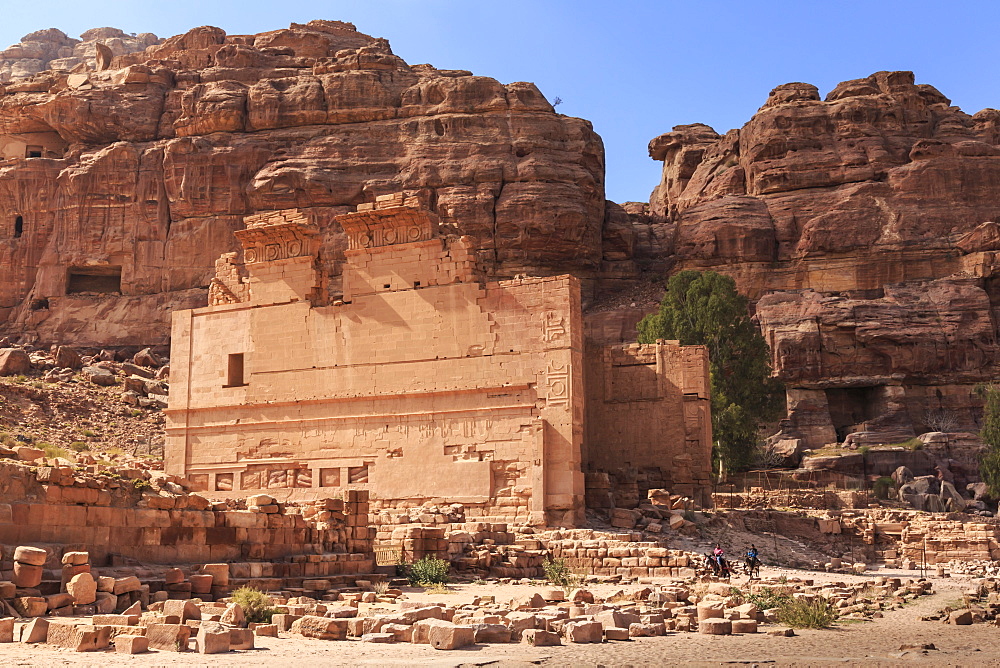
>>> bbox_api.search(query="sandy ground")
[3,566,999,668]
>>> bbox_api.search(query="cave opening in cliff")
[826,386,879,442]
[66,266,122,294]
[13,216,22,238]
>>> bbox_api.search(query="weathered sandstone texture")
[165,195,712,524]
[0,28,161,83]
[644,71,1000,450]
[0,20,610,347]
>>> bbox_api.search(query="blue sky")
[3,0,999,203]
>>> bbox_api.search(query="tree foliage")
[637,270,784,471]
[976,384,1000,497]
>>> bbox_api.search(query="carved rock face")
[0,21,605,345]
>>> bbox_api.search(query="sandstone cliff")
[644,70,1000,452]
[0,20,611,346]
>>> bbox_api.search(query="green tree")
[637,270,784,471]
[976,384,1000,497]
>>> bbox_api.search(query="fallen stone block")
[272,613,301,632]
[46,622,101,651]
[381,623,413,642]
[429,623,475,650]
[114,634,148,654]
[67,573,98,605]
[412,618,452,644]
[523,628,561,646]
[252,624,277,637]
[220,603,245,627]
[565,620,603,643]
[361,632,396,643]
[20,618,48,643]
[162,599,201,621]
[113,577,142,595]
[767,627,796,637]
[93,614,139,626]
[229,628,254,650]
[604,627,630,641]
[122,601,142,616]
[699,619,732,635]
[202,564,230,586]
[13,597,46,617]
[0,617,13,643]
[472,623,511,643]
[290,616,347,640]
[45,593,75,611]
[732,619,758,633]
[196,622,231,654]
[145,623,191,652]
[950,609,973,625]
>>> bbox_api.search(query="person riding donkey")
[744,543,761,579]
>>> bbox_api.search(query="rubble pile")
[923,578,1000,626]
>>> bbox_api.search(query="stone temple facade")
[165,195,712,526]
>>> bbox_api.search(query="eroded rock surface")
[0,20,607,346]
[644,71,1000,449]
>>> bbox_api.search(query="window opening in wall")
[225,353,246,387]
[14,216,23,238]
[66,266,122,294]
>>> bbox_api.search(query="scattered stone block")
[412,618,452,644]
[196,622,231,654]
[471,623,511,643]
[522,629,561,646]
[0,618,14,642]
[13,597,47,617]
[699,619,732,635]
[220,603,245,627]
[272,614,301,632]
[290,616,347,640]
[202,564,230,586]
[21,618,49,643]
[252,624,277,637]
[67,573,98,605]
[46,622,101,651]
[229,628,255,650]
[146,623,191,651]
[114,634,148,654]
[429,623,475,650]
[162,599,201,621]
[564,620,603,643]
[950,609,973,625]
[361,632,395,643]
[113,576,142,595]
[541,588,566,602]
[604,627,630,641]
[767,628,796,637]
[732,619,758,633]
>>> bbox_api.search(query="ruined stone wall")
[0,461,373,565]
[584,341,712,505]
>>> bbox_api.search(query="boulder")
[0,349,31,376]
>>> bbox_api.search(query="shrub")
[543,557,581,592]
[746,586,791,611]
[777,597,838,629]
[40,443,70,460]
[231,586,276,624]
[403,556,450,586]
[69,441,90,452]
[873,476,895,500]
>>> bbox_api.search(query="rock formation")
[0,28,161,82]
[0,20,609,346]
[644,70,1000,451]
